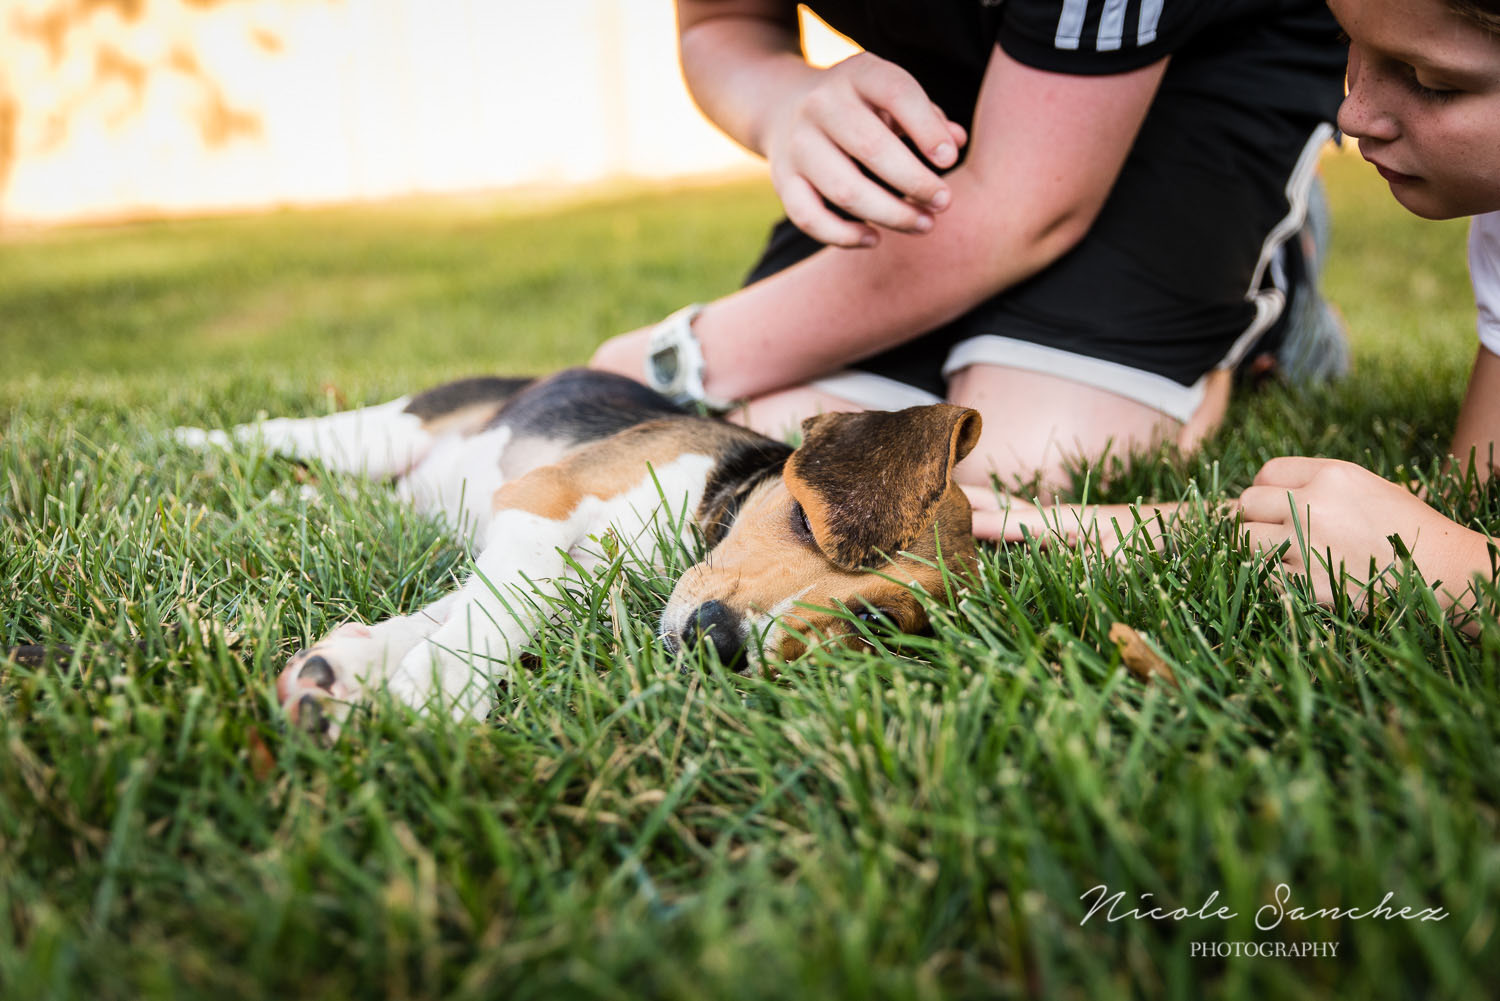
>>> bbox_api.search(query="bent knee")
[948,364,1194,499]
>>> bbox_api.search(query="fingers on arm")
[787,56,962,237]
[787,121,935,236]
[847,59,963,170]
[819,104,949,215]
[783,111,945,238]
[778,171,879,248]
[939,113,967,153]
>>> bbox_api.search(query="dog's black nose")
[681,600,745,669]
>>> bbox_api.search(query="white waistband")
[808,370,946,411]
[942,335,1207,422]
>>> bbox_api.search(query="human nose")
[1337,47,1400,143]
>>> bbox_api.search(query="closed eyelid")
[1397,60,1465,99]
[1360,50,1461,97]
[1378,49,1495,91]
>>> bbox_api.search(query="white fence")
[0,0,855,226]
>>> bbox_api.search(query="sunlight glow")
[0,1,859,226]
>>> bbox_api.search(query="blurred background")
[0,0,856,228]
[0,0,1469,418]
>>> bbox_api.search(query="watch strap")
[645,304,732,411]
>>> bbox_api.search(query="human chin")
[1378,174,1435,218]
[1383,175,1474,220]
[1413,181,1500,219]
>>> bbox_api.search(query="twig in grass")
[5,643,62,668]
[1109,622,1179,688]
[5,619,240,670]
[5,635,165,669]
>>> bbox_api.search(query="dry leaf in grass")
[1109,622,1179,688]
[319,382,348,410]
[246,728,277,782]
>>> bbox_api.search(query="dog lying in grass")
[179,368,981,738]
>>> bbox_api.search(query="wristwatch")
[645,303,731,411]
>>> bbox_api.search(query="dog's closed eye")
[790,501,815,545]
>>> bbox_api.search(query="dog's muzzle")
[668,599,746,671]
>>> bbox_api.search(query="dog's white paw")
[275,622,378,741]
[173,426,233,450]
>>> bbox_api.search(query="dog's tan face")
[660,404,982,669]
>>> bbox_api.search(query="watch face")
[649,345,679,385]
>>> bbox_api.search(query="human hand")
[963,485,1061,543]
[962,483,1179,551]
[763,52,967,248]
[1237,457,1487,607]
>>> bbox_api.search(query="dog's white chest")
[395,425,514,541]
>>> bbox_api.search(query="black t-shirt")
[745,0,1348,389]
[804,0,1344,127]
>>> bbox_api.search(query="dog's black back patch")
[487,368,687,446]
[403,377,533,421]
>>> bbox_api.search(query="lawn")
[1,152,1497,1000]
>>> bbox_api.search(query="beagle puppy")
[183,368,981,737]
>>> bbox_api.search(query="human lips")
[1365,156,1420,185]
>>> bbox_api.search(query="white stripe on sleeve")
[1055,0,1089,50]
[1137,0,1165,45]
[1097,0,1129,51]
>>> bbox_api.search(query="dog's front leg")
[382,507,582,722]
[278,591,464,739]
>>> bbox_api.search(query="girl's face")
[1329,0,1500,219]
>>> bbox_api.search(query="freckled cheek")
[1451,125,1500,176]
[1415,126,1495,200]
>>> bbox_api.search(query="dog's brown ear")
[784,404,982,570]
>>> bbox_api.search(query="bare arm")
[965,487,1191,549]
[593,40,1167,401]
[1450,344,1500,477]
[674,0,806,158]
[982,350,1500,632]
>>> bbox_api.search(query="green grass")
[2,154,1497,1000]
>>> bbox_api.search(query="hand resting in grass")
[1236,456,1495,621]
